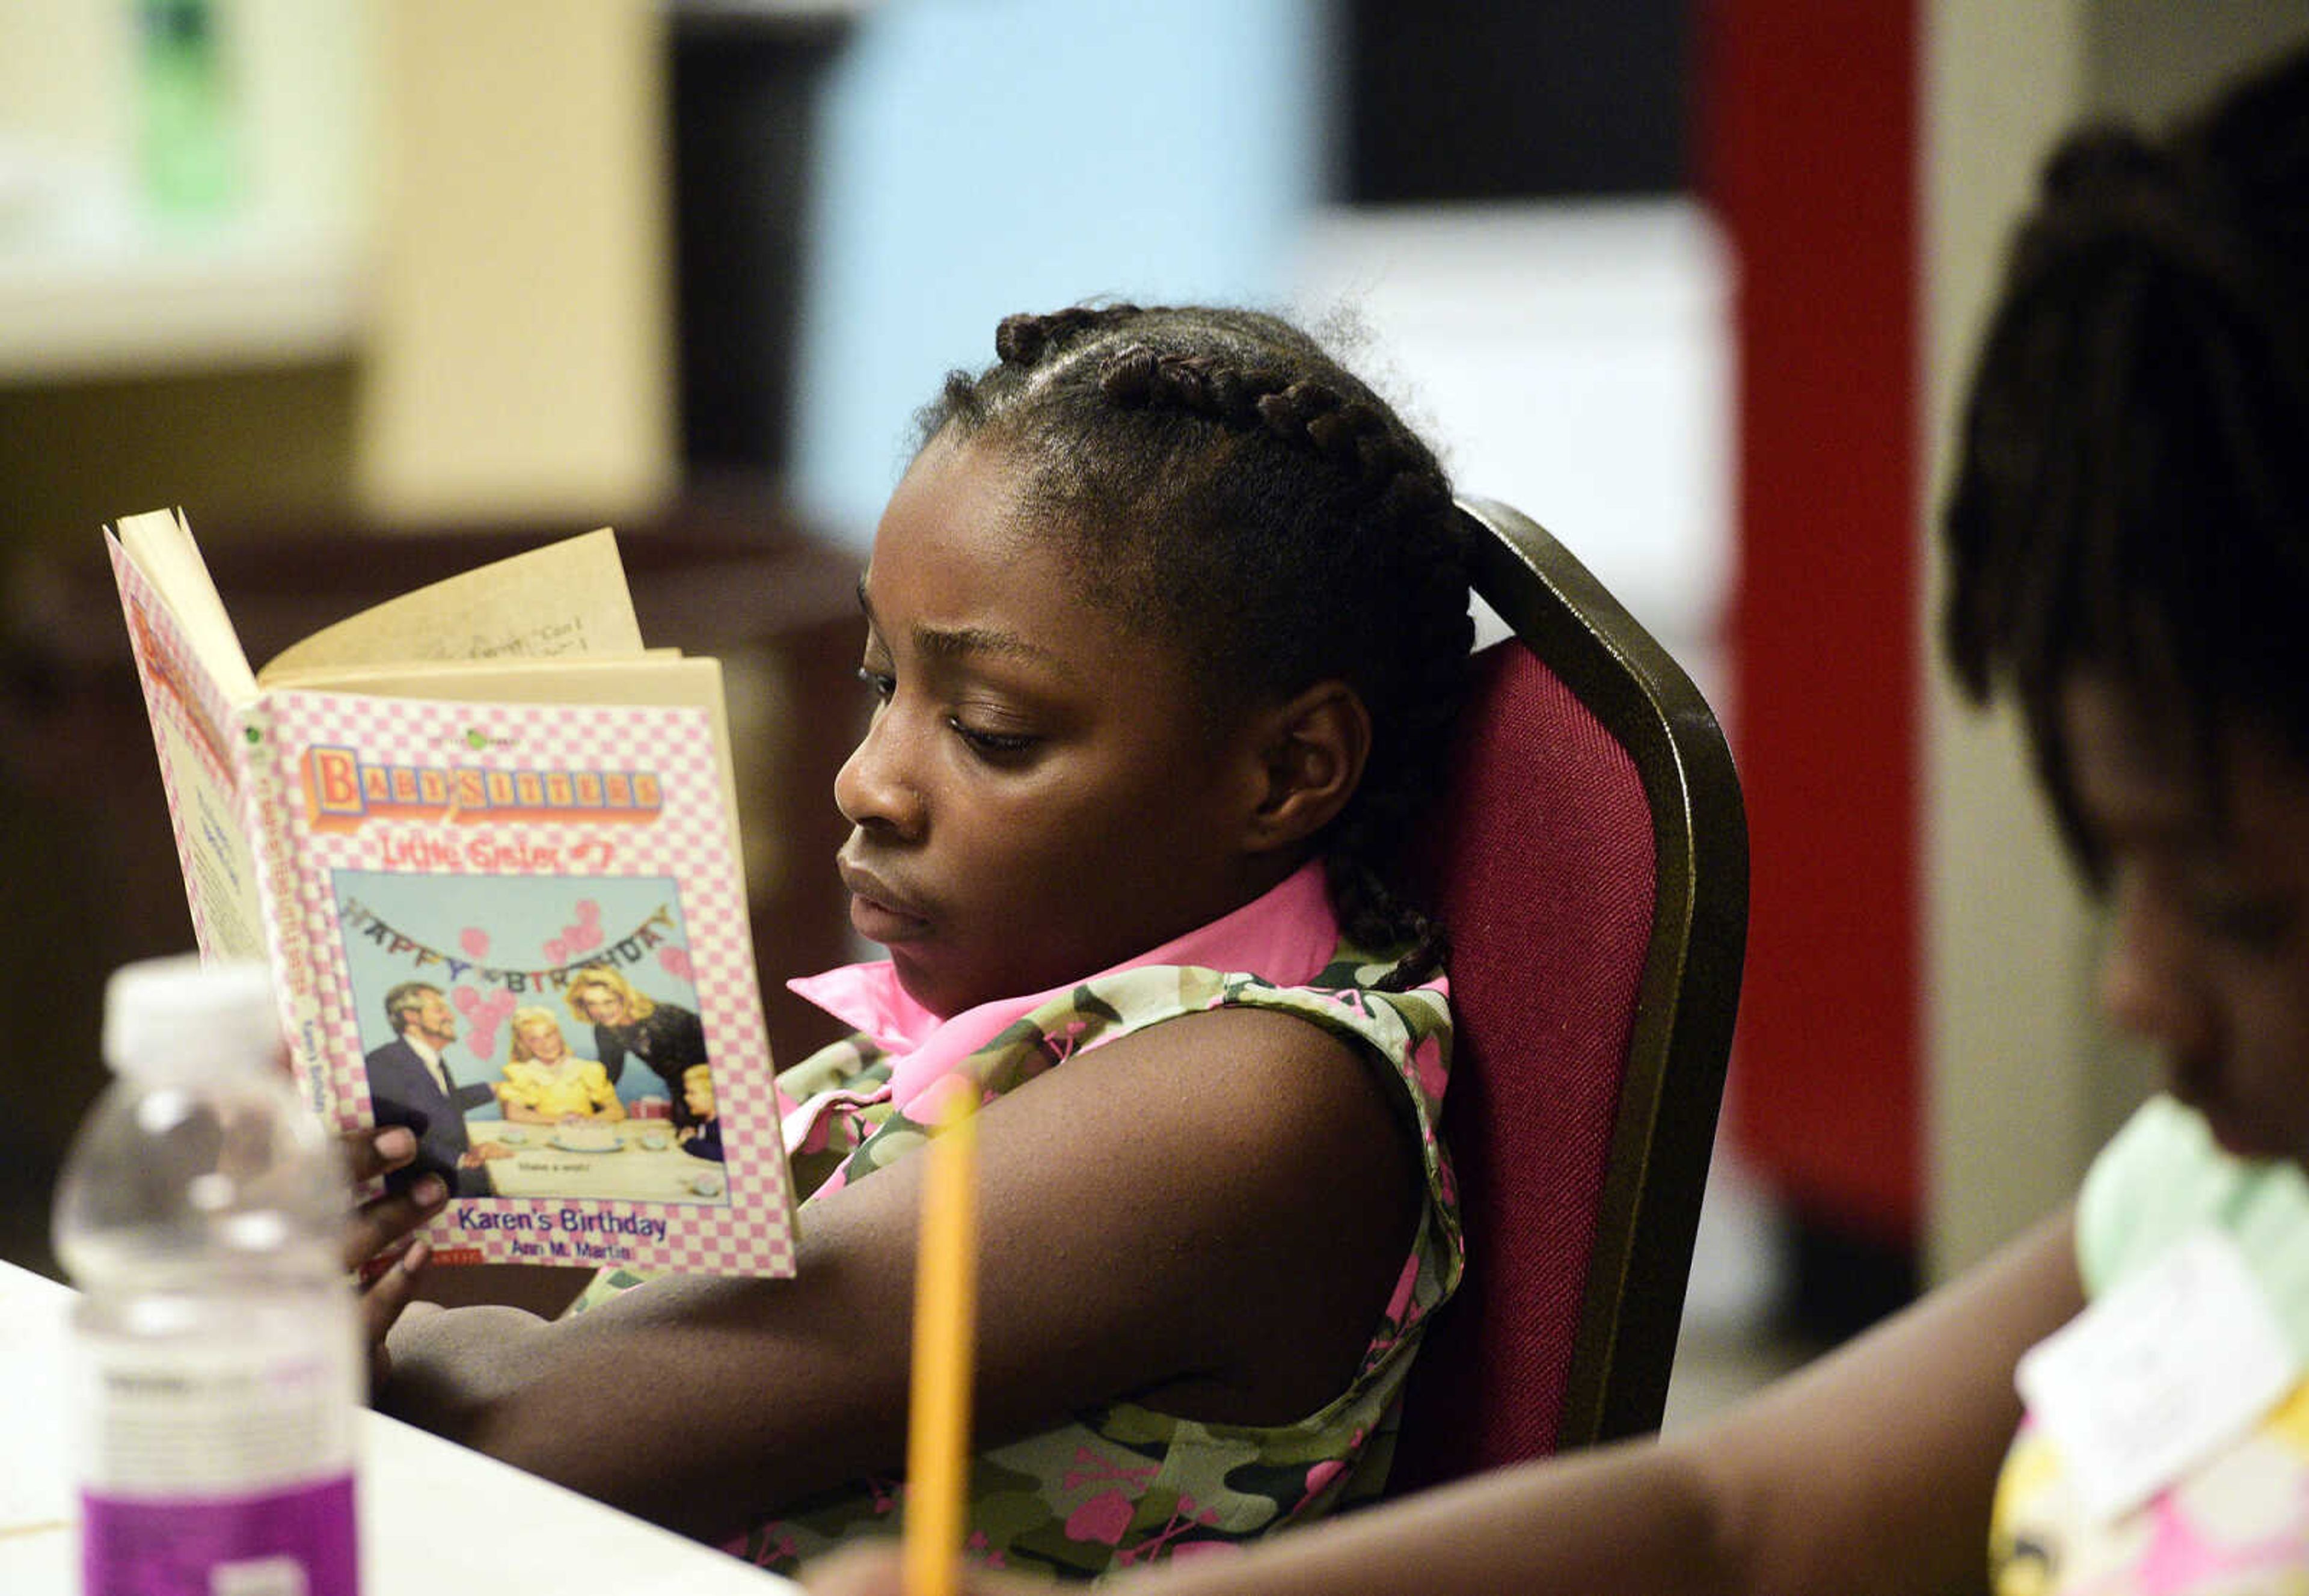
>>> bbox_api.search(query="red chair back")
[1387,499,1747,1493]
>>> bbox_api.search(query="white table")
[0,1260,797,1594]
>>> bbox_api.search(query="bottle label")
[70,1318,362,1595]
[84,1475,358,1596]
[73,1334,360,1491]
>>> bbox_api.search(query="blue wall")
[788,0,1329,545]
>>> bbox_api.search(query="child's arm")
[584,1064,625,1120]
[495,1076,552,1125]
[378,1002,1423,1539]
[797,1211,2082,1596]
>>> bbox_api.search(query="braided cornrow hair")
[913,302,1473,989]
[1941,44,2309,877]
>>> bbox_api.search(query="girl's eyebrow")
[915,622,1067,674]
[856,575,1074,677]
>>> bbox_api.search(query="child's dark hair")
[914,302,1473,988]
[1941,45,2309,876]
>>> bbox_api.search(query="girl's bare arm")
[378,1003,1423,1540]
[805,1208,2083,1596]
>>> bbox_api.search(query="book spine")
[233,698,331,1117]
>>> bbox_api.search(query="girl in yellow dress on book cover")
[494,1007,625,1125]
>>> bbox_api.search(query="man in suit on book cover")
[366,980,500,1199]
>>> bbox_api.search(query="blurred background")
[3,0,2306,1421]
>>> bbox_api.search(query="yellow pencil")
[903,1092,980,1596]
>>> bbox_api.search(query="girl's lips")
[850,893,930,945]
[838,861,932,943]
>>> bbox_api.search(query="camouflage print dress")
[575,872,1459,1581]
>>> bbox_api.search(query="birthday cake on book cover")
[105,507,799,1278]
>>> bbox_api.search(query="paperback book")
[106,508,798,1278]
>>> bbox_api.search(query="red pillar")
[1704,0,1923,1247]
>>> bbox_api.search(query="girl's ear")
[1242,681,1372,852]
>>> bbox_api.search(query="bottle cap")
[103,954,285,1078]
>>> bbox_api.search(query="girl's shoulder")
[985,945,1454,1140]
[1078,940,1449,1051]
[2080,1094,2309,1350]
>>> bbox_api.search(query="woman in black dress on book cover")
[564,964,709,1131]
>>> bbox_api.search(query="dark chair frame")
[1394,497,1750,1479]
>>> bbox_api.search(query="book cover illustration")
[272,687,797,1278]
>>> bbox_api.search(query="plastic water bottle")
[54,955,361,1596]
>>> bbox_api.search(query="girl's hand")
[340,1125,448,1381]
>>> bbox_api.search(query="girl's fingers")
[339,1124,444,1272]
[343,1172,447,1274]
[362,1239,433,1385]
[336,1123,445,1385]
[343,1125,419,1186]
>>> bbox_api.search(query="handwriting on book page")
[452,615,596,661]
[254,530,645,681]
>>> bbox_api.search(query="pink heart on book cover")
[547,900,602,965]
[455,984,515,1058]
[658,946,693,983]
[460,928,489,959]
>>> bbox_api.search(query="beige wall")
[0,0,673,548]
[358,0,675,526]
[1922,0,2096,1283]
[1922,2,2309,1280]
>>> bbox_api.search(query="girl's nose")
[2096,873,2215,1060]
[835,710,925,839]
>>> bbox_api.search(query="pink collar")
[787,859,1338,1122]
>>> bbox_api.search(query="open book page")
[112,508,259,705]
[262,646,685,690]
[256,528,646,683]
[105,526,270,959]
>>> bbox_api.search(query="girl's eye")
[854,664,1035,758]
[948,718,1038,759]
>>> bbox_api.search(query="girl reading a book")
[494,1006,623,1125]
[364,302,1473,1579]
[803,42,2309,1596]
